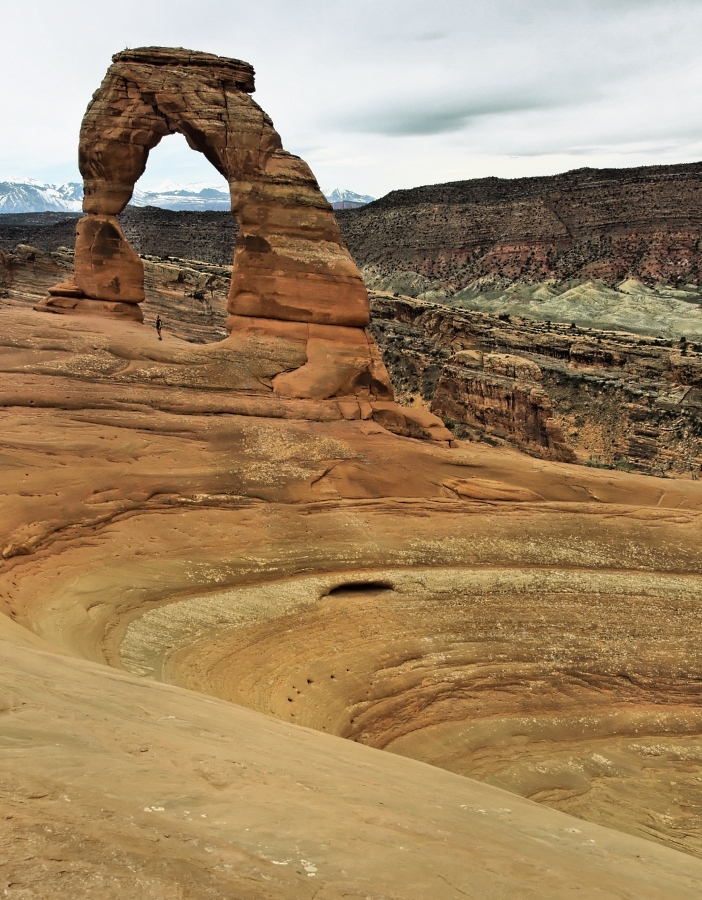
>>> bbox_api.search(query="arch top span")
[79,46,278,216]
[111,47,256,90]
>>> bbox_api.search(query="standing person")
[155,315,162,341]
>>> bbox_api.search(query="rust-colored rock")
[37,295,145,321]
[432,360,574,460]
[48,46,369,328]
[337,162,702,294]
[272,324,393,400]
[73,215,144,303]
[38,46,406,408]
[369,293,702,471]
[47,279,84,299]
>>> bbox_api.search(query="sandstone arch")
[43,47,370,328]
[37,47,410,406]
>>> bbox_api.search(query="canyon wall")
[4,243,701,472]
[7,162,702,296]
[337,163,702,298]
[370,293,702,476]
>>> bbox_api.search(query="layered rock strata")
[0,209,238,265]
[336,162,702,297]
[4,245,449,440]
[370,293,702,473]
[9,245,702,460]
[3,300,702,877]
[431,351,574,462]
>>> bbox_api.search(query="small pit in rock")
[325,581,394,597]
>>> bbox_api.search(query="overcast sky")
[1,0,702,198]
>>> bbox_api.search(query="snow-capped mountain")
[324,188,374,209]
[0,179,375,213]
[0,178,83,213]
[130,180,231,210]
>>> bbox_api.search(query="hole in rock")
[133,133,230,205]
[325,581,394,597]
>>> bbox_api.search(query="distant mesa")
[336,161,702,299]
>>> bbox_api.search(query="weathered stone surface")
[37,45,395,409]
[370,292,702,473]
[432,362,573,461]
[47,278,84,298]
[12,245,702,459]
[483,352,542,382]
[37,295,144,322]
[73,215,144,302]
[273,324,393,401]
[4,302,702,886]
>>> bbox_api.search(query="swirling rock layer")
[2,300,702,895]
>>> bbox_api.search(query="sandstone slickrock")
[8,246,702,466]
[3,287,702,894]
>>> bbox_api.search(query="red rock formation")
[73,216,144,304]
[39,46,368,330]
[432,352,574,461]
[370,293,702,472]
[35,47,451,436]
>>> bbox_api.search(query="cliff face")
[337,163,702,297]
[370,293,702,476]
[4,245,702,474]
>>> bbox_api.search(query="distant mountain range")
[0,178,374,213]
[0,179,84,213]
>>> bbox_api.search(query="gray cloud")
[413,31,449,42]
[342,93,577,137]
[1,0,701,196]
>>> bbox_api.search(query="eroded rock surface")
[8,246,702,466]
[34,46,420,418]
[43,47,368,326]
[1,298,702,894]
[370,293,702,474]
